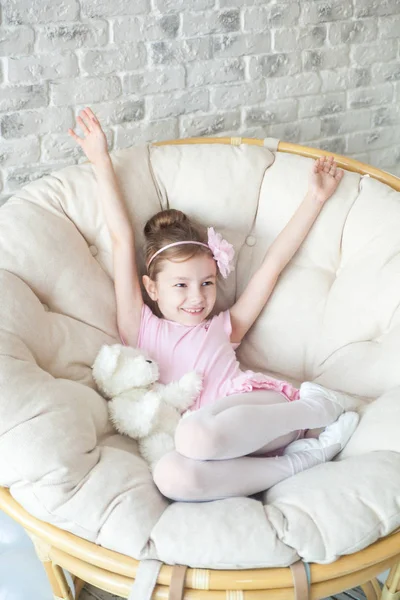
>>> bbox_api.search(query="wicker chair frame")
[1,138,399,600]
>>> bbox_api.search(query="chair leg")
[73,576,86,599]
[361,579,382,600]
[28,533,74,600]
[382,562,400,600]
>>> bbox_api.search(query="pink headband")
[147,227,235,279]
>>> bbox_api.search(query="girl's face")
[143,254,218,325]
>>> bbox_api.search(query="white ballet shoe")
[283,412,359,459]
[300,381,362,412]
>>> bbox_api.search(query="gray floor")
[80,582,371,600]
[81,584,122,600]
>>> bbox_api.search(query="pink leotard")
[134,304,300,411]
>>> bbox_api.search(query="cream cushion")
[0,143,399,567]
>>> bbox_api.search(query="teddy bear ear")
[92,344,123,385]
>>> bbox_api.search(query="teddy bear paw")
[178,371,203,400]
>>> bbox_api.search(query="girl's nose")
[189,287,203,303]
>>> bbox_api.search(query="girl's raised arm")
[229,156,344,345]
[68,107,143,347]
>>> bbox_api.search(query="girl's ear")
[142,274,158,301]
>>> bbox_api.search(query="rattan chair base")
[1,486,400,600]
[1,139,399,599]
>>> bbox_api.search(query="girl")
[69,108,360,502]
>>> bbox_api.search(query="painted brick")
[369,146,400,168]
[242,6,269,32]
[154,0,215,10]
[350,152,370,163]
[80,0,149,18]
[123,66,185,94]
[320,109,371,136]
[149,38,212,65]
[180,112,240,137]
[268,2,301,26]
[41,133,83,161]
[8,52,78,84]
[266,72,321,100]
[320,67,372,92]
[328,18,377,45]
[3,0,79,25]
[114,119,179,147]
[354,0,400,18]
[302,46,349,71]
[0,137,40,167]
[351,40,398,66]
[187,58,244,87]
[113,15,180,43]
[263,117,321,142]
[378,15,400,38]
[272,29,298,52]
[313,137,346,154]
[37,22,108,51]
[147,89,209,119]
[0,27,35,55]
[348,67,372,88]
[80,45,146,75]
[0,84,48,112]
[348,84,393,109]
[370,105,400,128]
[273,25,327,52]
[182,10,240,36]
[299,92,346,119]
[212,33,271,58]
[388,164,400,177]
[300,0,353,24]
[51,77,122,106]
[347,126,400,153]
[219,0,265,6]
[244,99,298,127]
[77,101,145,126]
[0,108,74,139]
[298,25,327,49]
[249,53,302,78]
[371,63,400,83]
[211,80,265,109]
[243,4,300,31]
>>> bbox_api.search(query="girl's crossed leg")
[153,389,357,502]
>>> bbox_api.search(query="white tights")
[153,389,344,502]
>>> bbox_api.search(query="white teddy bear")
[92,344,202,471]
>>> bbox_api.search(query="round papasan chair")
[0,136,400,600]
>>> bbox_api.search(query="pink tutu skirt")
[223,370,300,402]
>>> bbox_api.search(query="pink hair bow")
[207,227,235,279]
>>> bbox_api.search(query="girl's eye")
[175,283,186,288]
[202,281,213,286]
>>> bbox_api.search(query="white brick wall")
[1,0,400,203]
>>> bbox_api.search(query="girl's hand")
[68,107,109,164]
[309,155,344,205]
